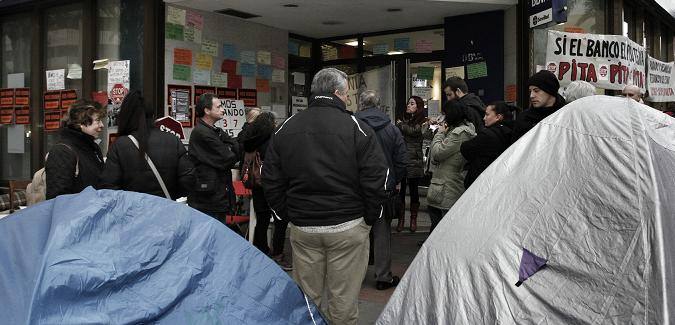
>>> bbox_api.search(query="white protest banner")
[215,99,246,137]
[545,31,646,92]
[647,56,675,102]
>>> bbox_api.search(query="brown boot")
[395,200,405,232]
[409,202,419,232]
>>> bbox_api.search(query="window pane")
[364,29,443,57]
[44,3,84,152]
[321,39,357,61]
[1,15,32,179]
[289,38,312,58]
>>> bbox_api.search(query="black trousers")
[428,206,448,234]
[399,177,421,205]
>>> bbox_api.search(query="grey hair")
[564,80,596,102]
[311,68,348,95]
[358,90,380,111]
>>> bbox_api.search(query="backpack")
[241,150,262,189]
[26,144,79,206]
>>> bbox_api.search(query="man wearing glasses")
[188,94,239,229]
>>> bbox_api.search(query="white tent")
[377,96,675,324]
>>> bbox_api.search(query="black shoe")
[376,276,400,290]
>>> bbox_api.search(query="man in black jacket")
[355,90,408,291]
[444,76,486,131]
[188,93,239,227]
[511,70,567,143]
[263,68,388,325]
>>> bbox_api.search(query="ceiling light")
[387,8,402,12]
[345,41,358,46]
[282,4,299,7]
[322,21,343,25]
[387,50,404,55]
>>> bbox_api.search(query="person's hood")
[459,93,486,113]
[354,107,391,131]
[237,112,275,152]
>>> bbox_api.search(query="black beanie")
[528,70,559,96]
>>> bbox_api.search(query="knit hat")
[528,70,559,97]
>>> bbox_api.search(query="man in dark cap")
[511,70,566,142]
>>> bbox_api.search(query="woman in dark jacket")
[395,96,431,232]
[237,112,289,261]
[46,100,106,199]
[460,101,516,189]
[99,91,194,199]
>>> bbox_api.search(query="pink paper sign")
[186,11,203,30]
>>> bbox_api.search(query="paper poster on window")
[373,44,388,55]
[212,72,228,87]
[201,40,218,57]
[445,66,465,80]
[240,63,256,77]
[60,89,78,111]
[221,59,237,74]
[43,91,62,131]
[394,38,410,51]
[46,69,65,91]
[195,53,213,70]
[7,125,24,153]
[14,88,30,124]
[184,26,202,43]
[415,40,433,53]
[215,99,246,137]
[256,79,270,93]
[238,88,257,107]
[107,60,130,127]
[0,107,13,124]
[168,85,192,127]
[412,87,432,100]
[257,51,271,65]
[165,23,184,41]
[240,51,256,64]
[647,56,675,102]
[292,72,306,85]
[174,48,192,65]
[193,69,211,85]
[257,65,272,79]
[272,69,285,83]
[167,6,186,25]
[186,11,203,29]
[291,96,308,114]
[272,55,285,69]
[173,64,191,81]
[67,64,82,80]
[466,61,488,79]
[223,44,238,60]
[545,30,647,91]
[193,85,216,105]
[8,73,24,88]
[416,67,434,81]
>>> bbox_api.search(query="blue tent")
[0,187,325,324]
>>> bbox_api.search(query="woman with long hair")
[46,100,106,199]
[395,96,430,232]
[426,100,476,235]
[98,91,194,199]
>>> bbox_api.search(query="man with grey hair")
[355,90,408,291]
[263,68,388,324]
[563,80,596,102]
[622,84,644,103]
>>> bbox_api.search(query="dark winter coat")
[262,93,388,226]
[355,107,408,190]
[237,112,276,213]
[98,128,195,200]
[187,119,239,215]
[511,94,566,143]
[458,93,487,131]
[45,127,104,200]
[460,120,514,189]
[397,115,431,179]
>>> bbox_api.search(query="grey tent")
[377,96,675,324]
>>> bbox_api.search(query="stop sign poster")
[107,60,130,127]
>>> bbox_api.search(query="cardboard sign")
[155,116,185,139]
[238,89,257,107]
[44,90,62,131]
[14,88,29,105]
[545,31,647,91]
[60,89,78,111]
[194,85,216,105]
[0,107,13,124]
[0,89,14,108]
[647,56,675,102]
[14,105,29,124]
[167,84,192,127]
[216,99,246,137]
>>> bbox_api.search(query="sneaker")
[272,254,293,271]
[375,275,400,290]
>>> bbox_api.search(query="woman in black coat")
[460,101,516,189]
[99,91,194,199]
[46,100,106,199]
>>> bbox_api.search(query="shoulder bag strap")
[128,135,171,200]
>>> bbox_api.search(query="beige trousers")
[290,220,371,325]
